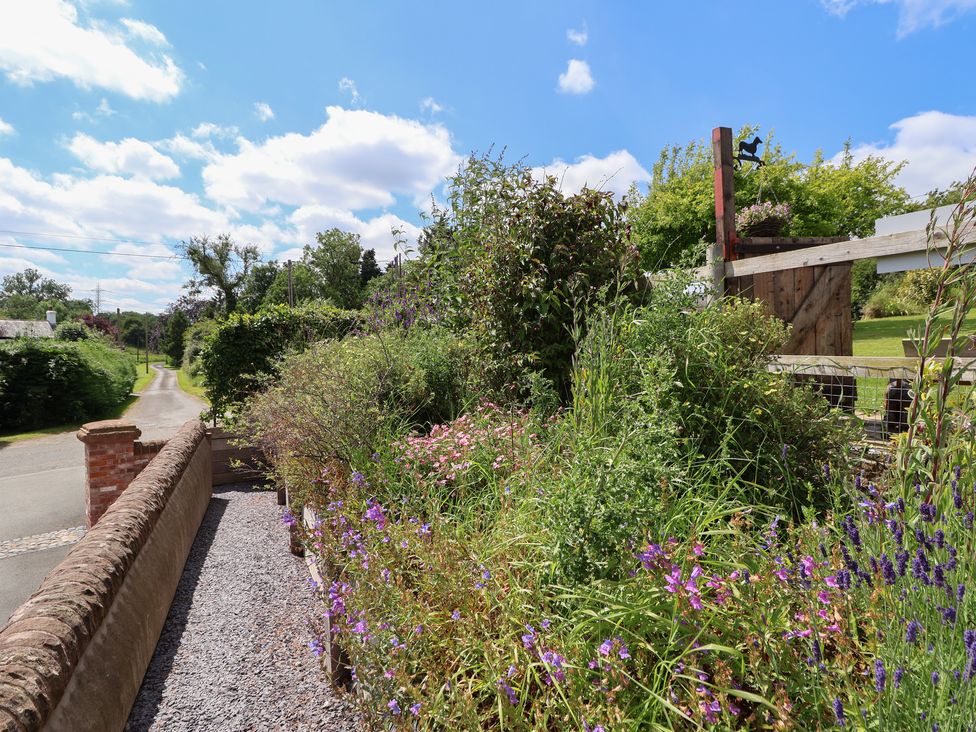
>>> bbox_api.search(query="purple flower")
[308,638,324,657]
[598,639,613,657]
[409,703,421,716]
[833,698,845,727]
[281,508,297,528]
[451,609,461,620]
[875,659,886,692]
[932,671,940,685]
[906,620,922,643]
[351,471,368,487]
[894,667,905,688]
[880,554,896,585]
[498,680,518,705]
[387,699,401,715]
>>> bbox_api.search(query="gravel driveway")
[126,485,360,731]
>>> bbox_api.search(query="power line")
[0,242,185,260]
[0,229,164,247]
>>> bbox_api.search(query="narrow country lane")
[0,365,205,625]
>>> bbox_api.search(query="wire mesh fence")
[767,355,976,438]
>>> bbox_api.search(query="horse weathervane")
[734,136,766,170]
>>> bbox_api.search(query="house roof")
[0,320,55,339]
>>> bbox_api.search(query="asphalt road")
[0,365,205,625]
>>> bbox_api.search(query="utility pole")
[287,260,294,308]
[144,313,149,374]
[94,282,101,315]
[115,307,120,346]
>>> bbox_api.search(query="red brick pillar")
[77,420,142,527]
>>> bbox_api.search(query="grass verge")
[177,367,209,404]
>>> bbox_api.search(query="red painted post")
[712,127,737,264]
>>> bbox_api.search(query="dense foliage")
[200,303,359,416]
[0,337,136,430]
[628,129,909,268]
[422,154,642,396]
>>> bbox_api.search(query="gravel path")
[126,485,360,732]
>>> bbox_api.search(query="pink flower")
[824,575,839,588]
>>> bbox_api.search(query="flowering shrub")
[735,201,792,237]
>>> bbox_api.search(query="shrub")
[0,338,136,430]
[181,318,216,377]
[245,327,473,491]
[898,267,942,307]
[422,153,643,397]
[53,320,94,341]
[200,303,359,416]
[862,276,923,319]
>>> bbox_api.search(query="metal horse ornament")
[734,136,766,170]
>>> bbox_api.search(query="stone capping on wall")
[0,420,209,731]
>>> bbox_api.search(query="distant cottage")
[0,311,56,339]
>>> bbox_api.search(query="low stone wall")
[0,420,212,731]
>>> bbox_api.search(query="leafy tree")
[262,262,323,306]
[1,268,71,303]
[163,310,190,365]
[359,248,382,287]
[905,180,970,212]
[181,234,260,313]
[303,229,363,309]
[628,127,910,268]
[238,261,281,314]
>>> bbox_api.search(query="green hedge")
[200,303,359,416]
[0,338,137,430]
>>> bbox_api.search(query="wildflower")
[824,575,840,588]
[932,671,940,685]
[281,508,297,528]
[598,639,613,657]
[451,609,461,620]
[906,620,922,643]
[409,703,421,716]
[833,698,846,727]
[388,699,401,715]
[414,624,424,635]
[894,667,905,688]
[940,606,957,625]
[351,471,367,487]
[308,638,324,657]
[874,660,886,692]
[497,680,518,705]
[880,554,896,585]
[522,625,536,650]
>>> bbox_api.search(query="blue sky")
[0,0,974,313]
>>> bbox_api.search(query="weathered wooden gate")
[711,127,855,407]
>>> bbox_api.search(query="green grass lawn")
[177,367,209,404]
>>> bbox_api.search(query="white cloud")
[420,96,444,115]
[557,59,594,94]
[72,97,115,123]
[838,110,976,195]
[191,122,238,139]
[253,101,274,122]
[288,205,421,262]
[821,0,976,35]
[338,77,360,104]
[0,117,13,135]
[157,133,220,162]
[534,150,651,198]
[107,242,183,281]
[567,25,588,46]
[68,133,181,180]
[0,155,228,245]
[202,105,460,213]
[0,0,184,101]
[119,18,168,46]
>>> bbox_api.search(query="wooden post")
[287,260,294,308]
[712,127,737,266]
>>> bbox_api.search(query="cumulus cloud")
[0,155,228,246]
[837,111,976,196]
[557,59,594,94]
[0,118,13,135]
[288,205,421,263]
[253,102,274,122]
[567,25,588,46]
[820,0,976,35]
[68,133,181,180]
[157,133,220,163]
[533,150,651,198]
[0,0,184,101]
[202,105,460,213]
[338,77,360,104]
[119,18,169,46]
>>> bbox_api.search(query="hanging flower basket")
[736,202,792,238]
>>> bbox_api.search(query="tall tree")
[163,310,190,365]
[302,228,363,309]
[628,127,910,268]
[1,268,71,303]
[181,234,260,313]
[238,261,281,313]
[359,248,382,287]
